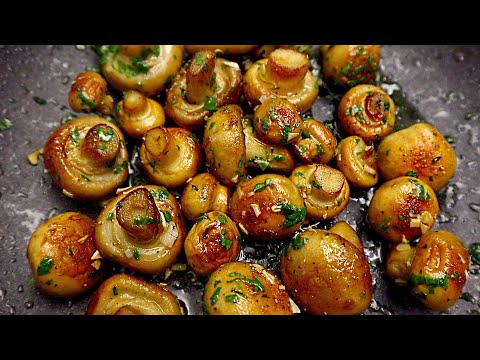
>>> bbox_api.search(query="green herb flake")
[469,243,480,265]
[80,174,90,182]
[150,188,169,200]
[45,279,53,286]
[444,135,455,144]
[213,280,221,287]
[360,292,367,299]
[196,214,209,223]
[310,180,321,189]
[192,185,199,191]
[254,178,272,192]
[160,210,173,222]
[280,124,291,145]
[97,127,114,142]
[386,149,391,155]
[195,52,205,65]
[226,276,265,293]
[0,118,13,131]
[133,217,160,226]
[278,202,307,228]
[70,129,80,144]
[406,170,418,178]
[77,89,97,111]
[33,96,47,105]
[210,286,222,305]
[106,212,114,221]
[291,233,308,250]
[261,117,269,131]
[450,272,458,279]
[209,122,215,129]
[37,257,54,276]
[465,112,477,120]
[218,215,227,224]
[204,96,219,111]
[113,286,118,296]
[220,229,232,250]
[415,291,427,299]
[416,184,430,201]
[133,249,140,260]
[409,273,450,291]
[377,216,393,232]
[225,294,238,303]
[341,62,353,75]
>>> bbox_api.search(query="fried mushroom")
[95,185,186,274]
[68,71,114,115]
[43,116,129,201]
[27,212,102,298]
[292,117,337,164]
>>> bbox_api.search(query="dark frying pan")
[0,45,478,315]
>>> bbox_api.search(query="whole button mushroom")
[165,50,243,130]
[114,90,166,139]
[289,164,350,221]
[203,261,299,315]
[140,125,202,189]
[386,230,470,311]
[377,123,457,192]
[98,45,183,96]
[336,136,379,189]
[43,116,129,201]
[180,173,230,222]
[203,105,247,187]
[321,45,380,89]
[244,48,319,112]
[86,274,182,315]
[95,185,186,274]
[184,211,242,277]
[68,71,114,115]
[368,177,439,243]
[338,84,396,142]
[292,117,337,165]
[280,226,372,315]
[230,174,306,241]
[27,212,102,298]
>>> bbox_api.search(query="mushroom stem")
[186,50,216,104]
[312,165,345,199]
[265,48,310,89]
[122,90,148,115]
[80,124,120,165]
[115,188,162,242]
[143,126,179,164]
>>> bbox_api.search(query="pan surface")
[0,45,479,315]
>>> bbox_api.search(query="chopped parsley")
[133,217,160,226]
[377,216,392,232]
[77,89,97,111]
[226,276,265,293]
[37,257,54,276]
[253,178,272,192]
[196,214,209,223]
[406,170,418,178]
[133,249,140,260]
[345,105,364,117]
[97,127,114,142]
[469,243,480,265]
[160,210,172,222]
[113,286,118,296]
[218,214,227,224]
[278,202,307,228]
[192,185,199,191]
[204,96,219,111]
[291,233,308,250]
[150,188,169,200]
[0,118,13,131]
[220,229,232,250]
[409,273,450,292]
[210,286,221,305]
[416,184,430,201]
[106,212,114,221]
[225,294,238,303]
[33,96,47,105]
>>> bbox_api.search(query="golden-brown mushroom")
[338,84,396,142]
[336,136,378,189]
[242,116,295,173]
[95,185,186,274]
[184,211,241,277]
[43,116,129,201]
[330,220,364,250]
[27,212,102,298]
[386,230,470,311]
[377,123,457,192]
[321,45,380,89]
[292,118,337,164]
[98,45,183,96]
[368,177,439,243]
[203,261,298,315]
[86,274,182,315]
[184,45,257,55]
[289,164,350,221]
[244,48,319,112]
[280,228,372,315]
[139,126,202,189]
[114,90,166,139]
[180,173,230,221]
[230,174,306,241]
[68,72,114,115]
[165,51,243,130]
[203,105,247,187]
[252,98,303,145]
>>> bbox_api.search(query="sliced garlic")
[91,260,101,270]
[90,250,103,260]
[77,235,89,244]
[250,203,261,217]
[27,148,44,166]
